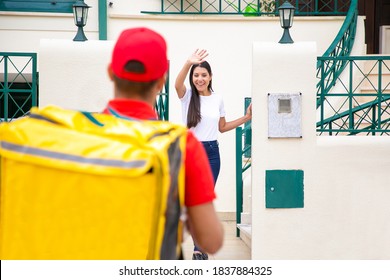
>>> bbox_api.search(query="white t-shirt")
[180,88,226,141]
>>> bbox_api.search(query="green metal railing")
[235,123,252,236]
[315,0,390,135]
[316,0,358,108]
[142,0,351,16]
[1,52,38,122]
[317,56,390,135]
[155,66,170,121]
[235,97,252,236]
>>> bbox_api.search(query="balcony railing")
[0,52,38,122]
[142,0,351,16]
[317,56,390,136]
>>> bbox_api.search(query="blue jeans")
[194,140,220,253]
[201,140,221,186]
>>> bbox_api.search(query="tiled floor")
[182,220,251,260]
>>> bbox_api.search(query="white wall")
[380,25,390,54]
[39,39,114,112]
[251,42,390,260]
[1,1,348,214]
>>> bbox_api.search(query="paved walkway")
[182,220,251,260]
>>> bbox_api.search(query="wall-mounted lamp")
[278,1,295,44]
[73,0,91,41]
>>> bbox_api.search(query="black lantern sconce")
[73,0,91,42]
[278,1,295,44]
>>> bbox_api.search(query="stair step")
[363,68,390,76]
[237,224,251,249]
[361,78,390,87]
[364,58,390,72]
[359,88,390,93]
[240,212,251,224]
[353,97,390,106]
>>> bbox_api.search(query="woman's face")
[192,66,212,94]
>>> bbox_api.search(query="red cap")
[110,27,168,82]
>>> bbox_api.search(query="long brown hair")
[187,61,213,128]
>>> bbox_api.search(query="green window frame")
[0,0,75,13]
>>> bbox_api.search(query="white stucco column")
[251,42,317,259]
[39,39,114,112]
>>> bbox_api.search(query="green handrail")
[235,98,252,237]
[235,126,244,237]
[316,0,358,108]
[235,123,252,237]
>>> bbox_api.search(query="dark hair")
[187,61,213,128]
[113,60,159,93]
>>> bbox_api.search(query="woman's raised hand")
[246,103,252,119]
[188,49,209,65]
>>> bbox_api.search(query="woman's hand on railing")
[245,103,252,121]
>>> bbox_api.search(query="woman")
[175,49,252,260]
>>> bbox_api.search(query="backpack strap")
[80,111,105,127]
[107,105,158,121]
[107,106,137,121]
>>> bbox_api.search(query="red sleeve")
[184,131,216,207]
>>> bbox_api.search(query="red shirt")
[103,99,216,207]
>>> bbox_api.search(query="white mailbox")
[268,92,302,138]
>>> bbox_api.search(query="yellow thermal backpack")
[0,105,186,260]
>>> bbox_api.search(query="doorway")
[359,0,390,54]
